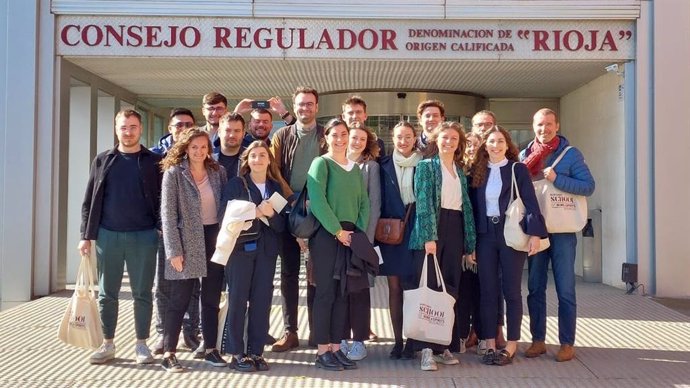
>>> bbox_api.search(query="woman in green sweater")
[307,118,370,372]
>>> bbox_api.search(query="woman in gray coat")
[160,129,228,372]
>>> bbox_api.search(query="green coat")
[409,155,476,254]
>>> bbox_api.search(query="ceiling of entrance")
[66,56,617,108]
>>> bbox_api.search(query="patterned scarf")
[392,150,422,205]
[523,136,560,178]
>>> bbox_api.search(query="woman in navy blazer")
[468,127,547,366]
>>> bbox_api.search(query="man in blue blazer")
[520,108,595,363]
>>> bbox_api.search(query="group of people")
[78,86,594,374]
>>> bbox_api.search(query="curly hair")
[238,140,282,182]
[463,131,482,171]
[469,126,519,188]
[348,123,380,162]
[160,128,220,171]
[423,121,467,169]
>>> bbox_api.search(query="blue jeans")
[527,233,577,345]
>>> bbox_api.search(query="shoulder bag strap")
[550,146,573,169]
[239,176,253,202]
[402,203,413,224]
[510,163,521,201]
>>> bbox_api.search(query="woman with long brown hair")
[468,126,547,366]
[160,128,228,372]
[221,140,287,373]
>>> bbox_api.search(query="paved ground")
[1,265,689,388]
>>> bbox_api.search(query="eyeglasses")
[472,122,494,128]
[296,102,315,108]
[171,122,194,129]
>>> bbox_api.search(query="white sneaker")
[90,343,116,364]
[420,348,438,371]
[340,340,350,355]
[477,340,488,355]
[135,343,155,364]
[434,349,459,365]
[347,341,367,361]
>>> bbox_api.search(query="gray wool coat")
[161,159,227,280]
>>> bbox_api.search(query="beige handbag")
[504,163,550,253]
[57,254,103,349]
[533,146,588,233]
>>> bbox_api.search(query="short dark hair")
[251,108,272,118]
[115,109,142,124]
[293,86,319,103]
[202,92,227,107]
[220,112,246,128]
[416,100,445,118]
[169,108,195,123]
[342,95,367,112]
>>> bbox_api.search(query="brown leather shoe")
[496,325,507,349]
[271,331,299,352]
[524,341,547,358]
[465,330,478,348]
[556,344,575,362]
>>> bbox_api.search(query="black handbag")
[288,183,321,239]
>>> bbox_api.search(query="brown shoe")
[271,331,299,352]
[368,330,379,342]
[524,341,547,358]
[465,330,478,348]
[556,344,575,362]
[496,325,507,349]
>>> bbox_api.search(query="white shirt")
[441,163,462,211]
[485,158,509,216]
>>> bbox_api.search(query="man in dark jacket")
[213,112,246,179]
[78,109,162,365]
[150,107,201,355]
[520,108,595,363]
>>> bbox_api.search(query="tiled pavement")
[1,265,689,387]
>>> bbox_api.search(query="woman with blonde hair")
[160,128,228,372]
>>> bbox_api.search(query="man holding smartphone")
[233,97,297,148]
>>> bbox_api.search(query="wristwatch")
[280,111,291,119]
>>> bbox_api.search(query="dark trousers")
[224,239,278,356]
[410,209,464,352]
[309,226,348,345]
[164,224,224,352]
[278,231,303,333]
[477,219,527,341]
[154,236,200,336]
[343,287,371,342]
[457,268,480,340]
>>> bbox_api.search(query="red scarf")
[524,136,560,178]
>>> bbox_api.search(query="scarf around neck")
[523,136,560,177]
[393,150,422,205]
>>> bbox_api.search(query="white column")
[97,94,116,152]
[0,0,39,308]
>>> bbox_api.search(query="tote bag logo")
[549,193,576,210]
[69,314,86,329]
[418,303,447,326]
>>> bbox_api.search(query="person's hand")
[258,200,275,217]
[78,240,91,256]
[543,167,557,182]
[527,236,541,256]
[169,256,184,272]
[233,98,253,114]
[424,241,436,255]
[268,97,289,117]
[296,238,309,253]
[465,251,477,265]
[336,230,353,247]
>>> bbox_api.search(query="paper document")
[260,192,288,225]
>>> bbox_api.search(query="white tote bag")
[403,254,456,346]
[533,146,588,233]
[57,254,103,349]
[216,291,229,352]
[504,163,550,253]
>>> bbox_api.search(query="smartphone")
[251,100,270,109]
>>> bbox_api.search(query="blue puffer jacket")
[150,133,174,155]
[519,135,595,196]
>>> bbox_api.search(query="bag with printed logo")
[533,146,588,233]
[402,254,456,345]
[57,254,103,349]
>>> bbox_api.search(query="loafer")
[493,349,514,366]
[389,342,403,360]
[482,348,496,365]
[161,354,184,373]
[183,332,200,351]
[265,333,277,346]
[315,351,344,371]
[465,330,478,348]
[556,344,575,362]
[250,354,270,371]
[333,349,358,370]
[229,354,256,372]
[524,341,547,358]
[271,331,299,352]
